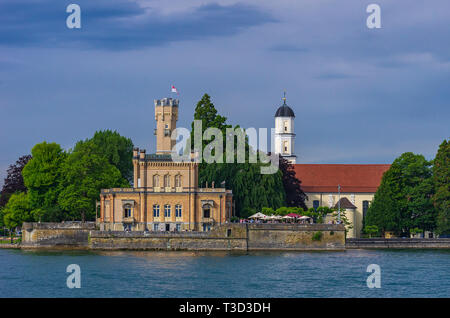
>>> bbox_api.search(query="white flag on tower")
[171,85,179,95]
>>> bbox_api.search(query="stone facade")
[21,222,95,248]
[98,97,233,232]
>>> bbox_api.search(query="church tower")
[154,97,179,155]
[274,93,296,163]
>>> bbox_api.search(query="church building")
[98,98,233,232]
[273,96,390,238]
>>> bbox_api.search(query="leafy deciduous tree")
[22,142,67,222]
[73,130,133,184]
[2,192,32,229]
[58,143,128,222]
[365,152,435,236]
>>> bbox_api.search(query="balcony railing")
[123,217,135,223]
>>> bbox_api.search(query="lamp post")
[338,184,341,224]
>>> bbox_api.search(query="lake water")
[1,248,449,297]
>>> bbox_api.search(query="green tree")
[364,225,379,238]
[190,94,285,216]
[22,142,67,222]
[73,130,133,184]
[365,152,435,236]
[58,143,128,222]
[0,208,5,235]
[2,192,32,229]
[262,207,275,215]
[189,93,230,152]
[410,227,423,237]
[433,139,450,235]
[0,208,4,226]
[275,206,290,216]
[408,177,436,233]
[331,209,353,234]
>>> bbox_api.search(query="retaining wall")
[22,222,346,251]
[22,222,96,248]
[346,238,450,249]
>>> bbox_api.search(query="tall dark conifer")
[434,139,450,235]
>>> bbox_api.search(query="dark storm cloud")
[0,0,275,50]
[1,0,450,188]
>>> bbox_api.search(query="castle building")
[273,95,390,238]
[98,97,233,232]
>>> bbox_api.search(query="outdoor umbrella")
[249,212,267,219]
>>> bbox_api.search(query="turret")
[154,98,179,154]
[274,93,296,163]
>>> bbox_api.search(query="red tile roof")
[294,164,391,193]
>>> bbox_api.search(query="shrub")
[364,225,379,238]
[312,231,323,241]
[262,207,275,215]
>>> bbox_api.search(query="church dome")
[275,101,295,118]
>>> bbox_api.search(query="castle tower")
[274,93,296,163]
[154,97,179,154]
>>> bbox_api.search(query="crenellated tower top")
[154,97,179,155]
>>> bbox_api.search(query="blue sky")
[1,0,449,186]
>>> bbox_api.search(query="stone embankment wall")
[22,222,96,248]
[22,222,346,251]
[90,223,345,251]
[246,224,344,250]
[346,238,450,249]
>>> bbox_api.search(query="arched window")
[124,204,132,218]
[153,175,159,187]
[164,175,170,187]
[164,204,171,217]
[175,204,182,218]
[153,204,160,217]
[175,175,182,188]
